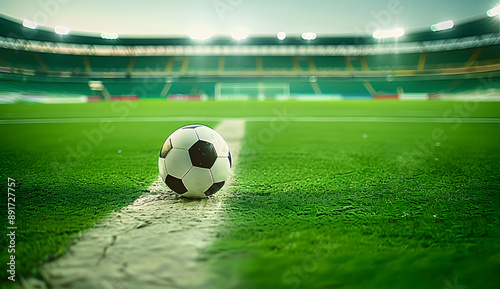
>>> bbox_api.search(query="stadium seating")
[474,44,500,64]
[1,17,499,100]
[261,56,293,71]
[425,47,477,68]
[187,56,219,72]
[312,56,346,71]
[0,78,92,95]
[38,53,86,72]
[1,47,497,75]
[318,81,369,94]
[8,51,495,74]
[295,57,312,71]
[0,48,44,71]
[103,82,158,97]
[370,79,455,94]
[169,82,215,96]
[345,56,364,71]
[133,56,169,72]
[224,56,257,71]
[290,82,316,94]
[364,54,421,70]
[87,56,131,72]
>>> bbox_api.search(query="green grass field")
[1,100,500,288]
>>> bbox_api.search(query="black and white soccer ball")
[158,124,232,198]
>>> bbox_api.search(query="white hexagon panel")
[195,126,230,157]
[210,157,231,183]
[165,148,192,179]
[169,127,199,150]
[182,167,213,198]
[158,157,167,181]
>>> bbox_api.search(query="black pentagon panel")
[228,151,232,168]
[166,174,188,194]
[189,140,217,169]
[204,181,225,197]
[182,125,203,129]
[159,138,173,158]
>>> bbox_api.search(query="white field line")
[28,120,246,289]
[1,116,500,125]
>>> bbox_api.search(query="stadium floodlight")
[22,19,37,29]
[189,33,212,40]
[55,26,70,35]
[189,28,213,40]
[101,32,119,40]
[373,28,405,39]
[231,28,249,40]
[277,32,287,40]
[431,20,454,32]
[301,32,317,40]
[487,5,500,17]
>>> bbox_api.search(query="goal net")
[215,83,290,100]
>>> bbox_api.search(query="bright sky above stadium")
[0,0,496,37]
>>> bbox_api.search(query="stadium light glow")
[373,28,405,39]
[22,19,37,29]
[487,5,500,17]
[101,32,119,40]
[431,20,454,32]
[88,81,104,91]
[301,32,317,40]
[55,26,70,35]
[277,32,287,40]
[189,27,213,40]
[231,28,249,40]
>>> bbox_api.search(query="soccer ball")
[158,124,232,198]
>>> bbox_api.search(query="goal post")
[215,83,290,100]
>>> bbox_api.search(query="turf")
[0,101,219,281]
[205,107,500,288]
[0,100,499,288]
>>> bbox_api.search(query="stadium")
[0,0,499,288]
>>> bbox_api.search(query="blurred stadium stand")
[0,14,499,102]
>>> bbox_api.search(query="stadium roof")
[0,0,497,36]
[0,13,499,46]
